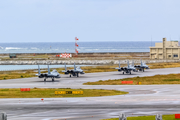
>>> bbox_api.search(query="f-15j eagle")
[36,65,61,81]
[62,63,85,77]
[132,59,149,72]
[115,60,137,74]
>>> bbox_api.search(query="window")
[168,55,171,57]
[174,55,178,57]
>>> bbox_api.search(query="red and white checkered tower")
[75,37,79,56]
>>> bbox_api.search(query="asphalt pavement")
[0,67,180,120]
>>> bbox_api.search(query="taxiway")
[0,67,180,120]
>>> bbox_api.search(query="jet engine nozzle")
[80,72,85,74]
[39,74,44,78]
[44,74,48,77]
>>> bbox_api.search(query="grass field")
[0,62,180,80]
[0,53,150,60]
[84,73,180,85]
[0,70,35,80]
[147,62,180,69]
[0,88,128,98]
[102,115,176,120]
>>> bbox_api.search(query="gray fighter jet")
[62,63,85,77]
[116,60,137,74]
[36,65,61,81]
[134,59,149,72]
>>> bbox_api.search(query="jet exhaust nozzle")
[39,74,44,78]
[65,72,69,74]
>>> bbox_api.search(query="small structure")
[150,38,180,59]
[0,112,7,120]
[9,53,16,58]
[59,52,72,58]
[119,113,127,120]
[156,114,162,120]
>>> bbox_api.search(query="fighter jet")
[36,65,61,81]
[115,60,137,74]
[62,63,85,77]
[134,59,149,72]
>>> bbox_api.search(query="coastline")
[0,59,179,65]
[0,52,178,65]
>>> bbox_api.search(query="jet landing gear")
[123,71,131,74]
[69,73,79,77]
[139,68,144,72]
[44,78,55,82]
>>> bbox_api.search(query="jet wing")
[35,74,39,76]
[62,70,67,72]
[115,67,121,69]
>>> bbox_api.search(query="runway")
[0,67,180,120]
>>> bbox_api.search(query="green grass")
[147,62,180,69]
[0,71,35,80]
[102,115,176,120]
[84,73,180,85]
[0,88,128,98]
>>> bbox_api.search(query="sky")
[0,0,180,42]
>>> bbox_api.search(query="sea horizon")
[0,41,160,53]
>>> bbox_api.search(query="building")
[150,38,180,59]
[9,53,17,58]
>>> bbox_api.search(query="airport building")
[150,38,180,59]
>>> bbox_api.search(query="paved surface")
[0,67,180,120]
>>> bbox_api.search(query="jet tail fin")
[74,63,76,70]
[141,59,143,66]
[38,65,41,74]
[132,60,134,66]
[65,63,67,71]
[119,60,121,68]
[48,65,50,74]
[127,60,129,68]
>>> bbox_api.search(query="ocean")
[0,41,158,53]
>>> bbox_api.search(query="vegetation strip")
[0,88,128,98]
[0,62,180,80]
[102,115,176,120]
[84,73,180,85]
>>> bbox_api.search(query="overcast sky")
[0,0,180,42]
